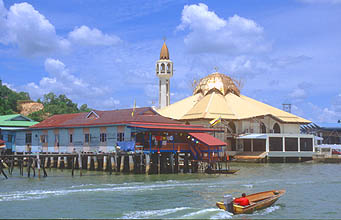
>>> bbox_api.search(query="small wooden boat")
[216,190,285,214]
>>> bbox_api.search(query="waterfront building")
[14,107,225,161]
[0,114,38,153]
[157,72,315,161]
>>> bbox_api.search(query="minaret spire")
[156,40,173,108]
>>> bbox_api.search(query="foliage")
[27,92,92,122]
[1,80,92,121]
[0,80,30,115]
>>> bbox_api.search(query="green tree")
[0,80,30,115]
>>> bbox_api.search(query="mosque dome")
[193,72,240,96]
[160,41,169,60]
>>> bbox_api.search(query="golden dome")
[193,72,240,96]
[160,41,169,60]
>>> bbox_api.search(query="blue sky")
[0,0,340,123]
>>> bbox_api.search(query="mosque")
[155,41,315,161]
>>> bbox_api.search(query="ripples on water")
[0,163,341,219]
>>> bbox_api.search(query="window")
[273,123,281,133]
[0,134,3,140]
[55,134,59,146]
[8,134,13,142]
[25,133,32,144]
[84,133,90,143]
[40,135,47,143]
[69,134,73,143]
[100,133,107,142]
[117,132,124,142]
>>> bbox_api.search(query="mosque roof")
[157,72,311,124]
[160,41,169,60]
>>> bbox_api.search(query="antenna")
[214,66,219,72]
[163,37,166,42]
[282,103,291,113]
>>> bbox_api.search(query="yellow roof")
[157,90,311,124]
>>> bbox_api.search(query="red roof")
[189,132,226,147]
[128,122,219,132]
[31,107,183,129]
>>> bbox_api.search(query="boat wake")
[0,181,208,202]
[121,207,190,219]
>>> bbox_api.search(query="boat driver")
[233,193,250,206]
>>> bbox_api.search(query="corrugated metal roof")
[31,107,182,129]
[0,114,38,127]
[189,132,226,146]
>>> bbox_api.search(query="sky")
[0,0,340,123]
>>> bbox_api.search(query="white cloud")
[68,25,121,46]
[3,2,70,55]
[102,97,120,109]
[0,1,122,55]
[299,0,341,4]
[23,58,118,108]
[177,3,269,54]
[289,88,306,99]
[2,82,16,91]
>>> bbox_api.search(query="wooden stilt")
[42,157,48,177]
[64,156,68,169]
[37,154,41,178]
[78,153,82,176]
[103,156,107,171]
[87,156,91,170]
[108,156,112,175]
[71,155,75,177]
[129,155,134,172]
[146,154,150,174]
[111,154,117,171]
[120,156,124,172]
[157,153,161,174]
[50,157,54,168]
[94,156,98,170]
[57,157,61,169]
[0,160,8,179]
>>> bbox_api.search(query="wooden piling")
[50,157,54,168]
[94,156,98,170]
[108,156,112,175]
[37,154,41,178]
[103,156,107,171]
[129,155,134,172]
[110,154,117,171]
[87,156,91,170]
[0,160,8,179]
[120,156,124,172]
[71,155,75,177]
[77,153,82,176]
[57,157,61,169]
[64,156,68,169]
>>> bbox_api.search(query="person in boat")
[233,193,250,206]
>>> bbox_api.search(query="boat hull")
[216,189,285,214]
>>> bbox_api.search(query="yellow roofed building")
[157,72,315,161]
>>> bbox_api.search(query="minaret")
[156,40,173,108]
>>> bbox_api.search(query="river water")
[0,163,340,219]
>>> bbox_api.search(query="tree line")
[0,80,91,122]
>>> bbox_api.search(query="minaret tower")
[156,40,173,108]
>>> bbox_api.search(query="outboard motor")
[223,194,234,213]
